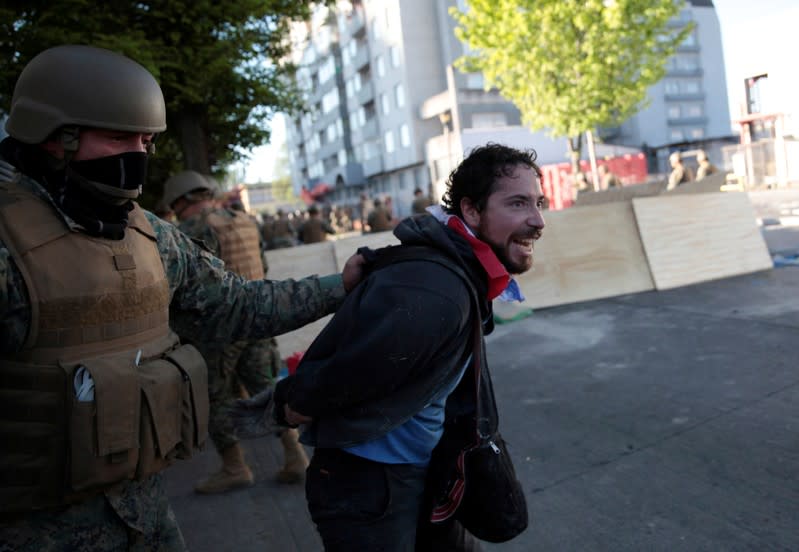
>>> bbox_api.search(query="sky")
[713,0,798,128]
[241,0,797,184]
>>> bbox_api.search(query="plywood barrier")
[632,192,772,290]
[664,171,728,196]
[514,202,655,309]
[265,232,398,356]
[264,191,771,355]
[574,179,667,207]
[332,231,399,271]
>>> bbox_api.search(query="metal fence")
[721,138,799,189]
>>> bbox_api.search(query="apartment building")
[285,0,731,212]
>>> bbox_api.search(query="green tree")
[0,0,320,208]
[451,0,692,175]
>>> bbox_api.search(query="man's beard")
[489,241,532,275]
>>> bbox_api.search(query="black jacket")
[274,214,493,448]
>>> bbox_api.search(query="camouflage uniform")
[177,209,281,452]
[0,167,345,550]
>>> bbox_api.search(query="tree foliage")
[451,0,692,164]
[0,0,320,208]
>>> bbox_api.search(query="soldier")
[367,197,394,232]
[269,208,296,249]
[695,149,718,180]
[161,171,309,493]
[0,45,363,550]
[411,187,433,215]
[667,151,694,190]
[298,204,335,244]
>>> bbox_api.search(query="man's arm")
[276,263,471,419]
[148,212,358,346]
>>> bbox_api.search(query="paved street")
[167,192,799,551]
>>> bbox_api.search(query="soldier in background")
[0,44,363,550]
[695,149,718,180]
[298,204,335,244]
[411,187,433,214]
[667,151,694,190]
[367,197,394,233]
[162,171,310,492]
[269,208,296,249]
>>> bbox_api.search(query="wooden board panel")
[333,231,399,271]
[275,314,332,357]
[264,241,337,281]
[514,202,655,309]
[632,192,772,290]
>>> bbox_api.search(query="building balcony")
[351,117,379,144]
[666,116,708,126]
[356,81,374,105]
[664,92,706,102]
[363,155,384,177]
[350,47,369,70]
[666,67,704,77]
[348,11,366,37]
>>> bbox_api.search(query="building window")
[690,127,705,139]
[394,83,405,108]
[668,105,681,119]
[670,129,684,142]
[384,130,395,153]
[380,93,390,115]
[684,103,703,118]
[471,112,507,128]
[400,123,410,147]
[326,124,337,143]
[664,79,680,95]
[338,149,347,166]
[322,89,339,113]
[683,79,701,94]
[371,17,379,39]
[390,45,400,68]
[376,55,385,77]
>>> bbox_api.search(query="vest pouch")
[135,359,183,479]
[165,344,209,459]
[65,358,140,492]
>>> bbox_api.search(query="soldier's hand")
[342,252,366,292]
[230,387,277,439]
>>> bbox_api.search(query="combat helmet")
[5,45,166,145]
[162,170,215,208]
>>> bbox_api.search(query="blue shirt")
[345,355,471,466]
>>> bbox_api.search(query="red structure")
[540,153,648,210]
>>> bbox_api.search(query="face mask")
[67,151,148,205]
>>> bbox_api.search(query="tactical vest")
[204,210,264,280]
[0,178,208,514]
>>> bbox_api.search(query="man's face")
[74,129,153,160]
[44,128,153,160]
[462,165,546,275]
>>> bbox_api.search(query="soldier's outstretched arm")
[147,212,363,346]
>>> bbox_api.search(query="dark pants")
[306,448,426,551]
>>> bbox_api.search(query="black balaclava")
[0,134,148,240]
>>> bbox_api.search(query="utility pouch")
[65,359,140,492]
[166,344,209,459]
[135,359,183,478]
